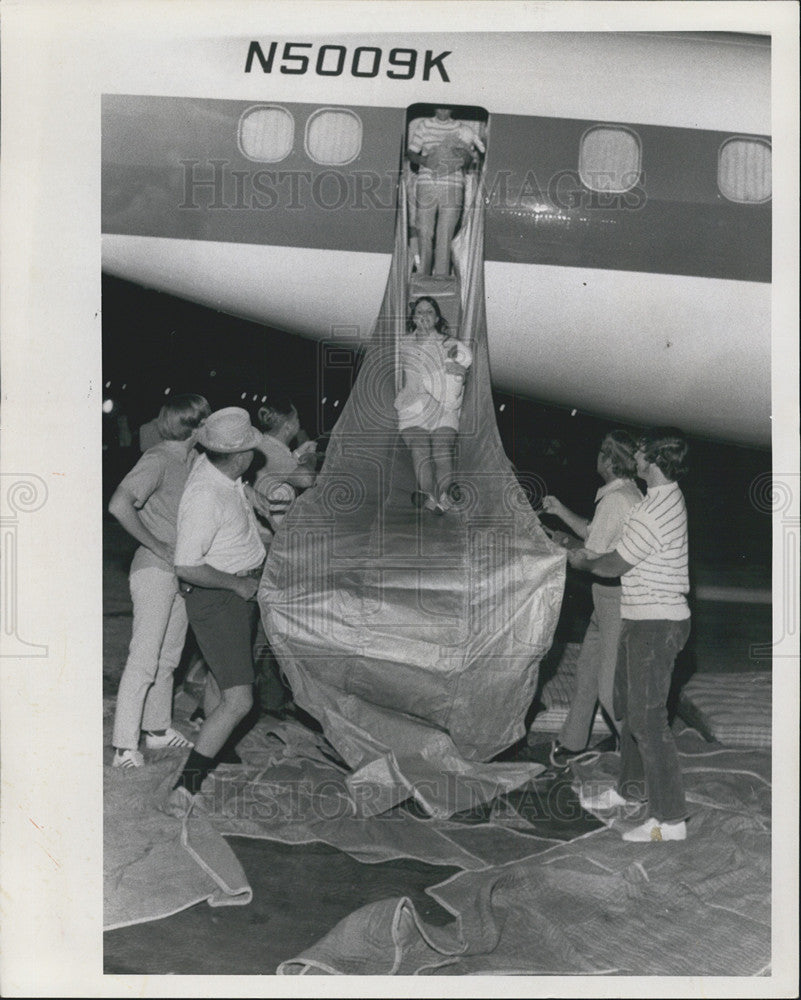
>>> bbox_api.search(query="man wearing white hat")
[166,407,266,814]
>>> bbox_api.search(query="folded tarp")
[278,728,771,976]
[102,693,587,931]
[104,752,252,931]
[678,671,771,748]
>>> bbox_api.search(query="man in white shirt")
[165,407,266,815]
[542,430,642,762]
[568,428,691,843]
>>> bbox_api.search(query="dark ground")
[105,839,459,975]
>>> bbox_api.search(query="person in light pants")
[407,108,483,276]
[541,430,642,763]
[110,394,210,768]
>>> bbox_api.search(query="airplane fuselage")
[102,31,771,445]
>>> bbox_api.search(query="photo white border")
[1,1,798,996]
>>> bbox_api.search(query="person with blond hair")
[110,393,211,768]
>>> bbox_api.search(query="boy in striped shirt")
[407,107,484,276]
[568,428,691,842]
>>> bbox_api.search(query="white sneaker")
[622,817,686,842]
[423,495,444,515]
[144,727,194,750]
[112,748,144,769]
[579,786,633,811]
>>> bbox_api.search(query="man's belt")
[178,563,264,595]
[239,564,265,580]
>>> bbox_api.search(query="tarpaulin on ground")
[260,169,565,819]
[277,727,771,976]
[103,692,600,931]
[103,701,252,931]
[204,714,598,872]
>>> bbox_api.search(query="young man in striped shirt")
[407,107,483,276]
[568,428,691,842]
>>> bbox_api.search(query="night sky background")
[102,273,771,585]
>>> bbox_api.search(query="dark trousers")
[615,618,691,822]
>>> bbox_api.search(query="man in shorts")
[165,407,266,814]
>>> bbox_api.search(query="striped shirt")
[408,117,478,184]
[616,482,690,620]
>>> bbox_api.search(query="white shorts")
[397,393,461,433]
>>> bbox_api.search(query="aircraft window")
[238,105,294,162]
[305,109,362,165]
[718,138,771,203]
[579,126,641,193]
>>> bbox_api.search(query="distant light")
[570,409,577,416]
[499,403,506,413]
[210,370,216,377]
[121,383,127,390]
[102,399,114,414]
[252,394,259,402]
[241,392,247,400]
[333,400,340,408]
[105,381,111,388]
[261,396,267,403]
[164,387,171,395]
[321,397,327,405]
